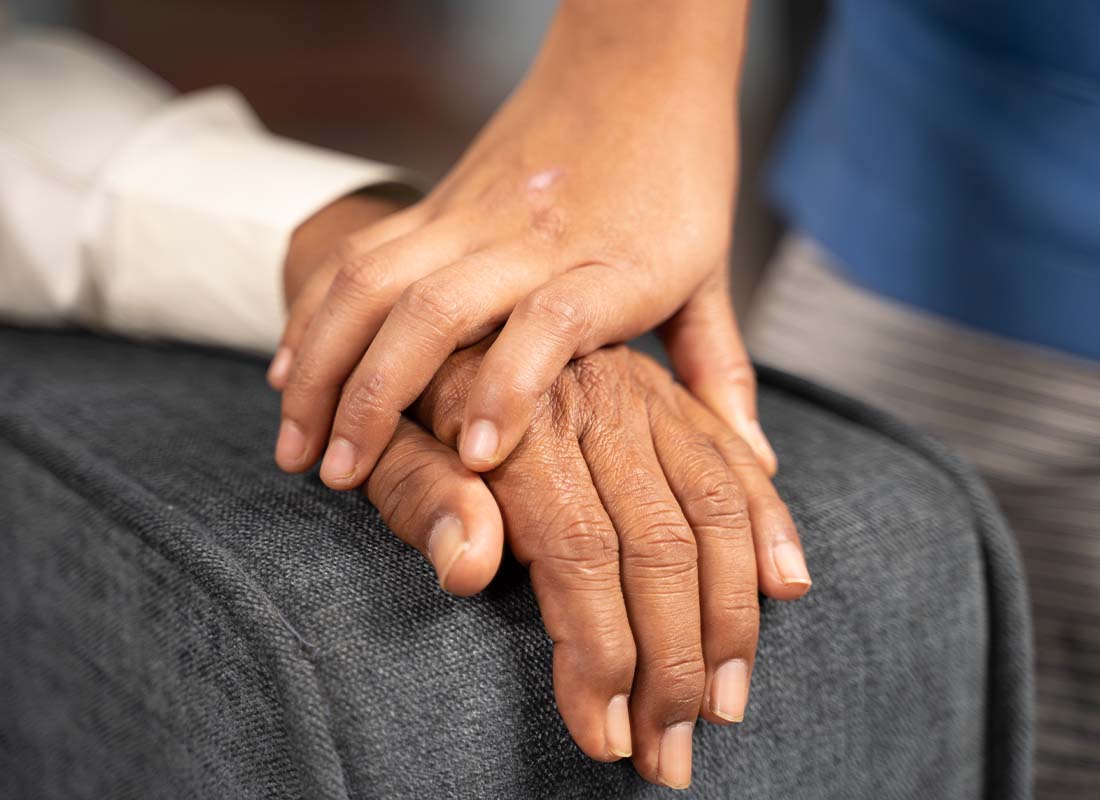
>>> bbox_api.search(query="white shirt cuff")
[85,87,417,354]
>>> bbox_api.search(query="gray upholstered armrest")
[0,328,1031,799]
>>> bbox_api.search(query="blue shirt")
[770,0,1100,361]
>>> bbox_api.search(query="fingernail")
[462,419,499,465]
[275,419,307,467]
[320,437,359,485]
[428,515,470,591]
[657,722,693,789]
[605,695,632,758]
[710,659,749,722]
[745,420,778,473]
[774,541,812,586]
[267,346,293,388]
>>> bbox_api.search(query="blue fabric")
[769,0,1100,362]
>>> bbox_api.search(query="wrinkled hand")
[269,145,808,788]
[354,341,811,789]
[267,4,776,499]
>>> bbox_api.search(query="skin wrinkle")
[621,559,700,584]
[670,452,751,531]
[709,587,761,616]
[535,556,622,591]
[621,504,698,553]
[397,471,461,542]
[536,502,620,563]
[262,0,804,762]
[371,446,449,530]
[353,340,802,783]
[272,0,775,493]
[345,369,391,418]
[665,387,796,556]
[398,279,464,338]
[542,614,636,665]
[689,468,746,512]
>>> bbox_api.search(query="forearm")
[539,0,749,90]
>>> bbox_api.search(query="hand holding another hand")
[266,6,813,782]
[267,2,775,496]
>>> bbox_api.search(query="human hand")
[356,340,811,789]
[267,1,777,497]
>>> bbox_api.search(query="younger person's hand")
[274,194,812,789]
[267,1,776,496]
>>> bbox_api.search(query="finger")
[647,388,758,726]
[680,397,810,602]
[318,245,550,489]
[364,417,503,596]
[268,204,424,390]
[485,428,637,762]
[660,270,778,475]
[275,218,472,473]
[459,264,670,472]
[576,377,705,789]
[410,342,638,760]
[268,262,336,390]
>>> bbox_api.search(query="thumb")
[365,418,504,596]
[660,272,778,475]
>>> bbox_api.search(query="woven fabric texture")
[0,327,1032,799]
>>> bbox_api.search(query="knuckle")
[618,484,698,565]
[588,634,638,681]
[712,585,760,620]
[565,361,612,408]
[569,347,628,391]
[526,288,585,340]
[538,511,621,574]
[647,648,707,706]
[399,279,462,335]
[564,351,634,435]
[340,370,390,424]
[418,355,483,444]
[431,382,466,434]
[373,449,440,526]
[709,586,760,654]
[635,517,697,556]
[681,451,750,536]
[555,625,637,687]
[282,356,329,408]
[333,245,388,296]
[629,523,698,575]
[628,349,675,387]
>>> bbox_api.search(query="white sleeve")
[0,27,415,354]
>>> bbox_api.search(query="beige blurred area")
[9,0,824,315]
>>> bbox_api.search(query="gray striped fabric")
[747,236,1100,799]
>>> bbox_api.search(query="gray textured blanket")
[0,328,1032,799]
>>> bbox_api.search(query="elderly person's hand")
[266,1,777,500]
[355,339,810,789]
[273,155,810,789]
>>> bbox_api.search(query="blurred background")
[6,0,825,316]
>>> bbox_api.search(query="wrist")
[542,0,748,88]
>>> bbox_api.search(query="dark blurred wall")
[79,0,483,178]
